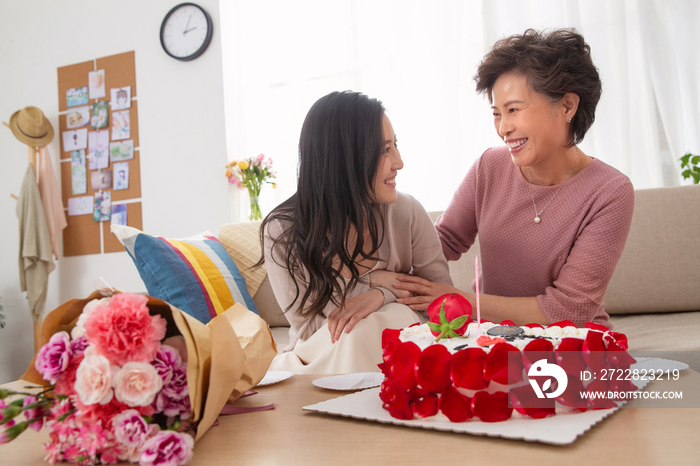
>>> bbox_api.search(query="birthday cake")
[378,294,635,422]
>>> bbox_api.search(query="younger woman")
[261,91,452,373]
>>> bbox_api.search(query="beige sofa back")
[220,184,700,326]
[602,185,700,314]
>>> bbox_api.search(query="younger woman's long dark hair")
[259,91,386,320]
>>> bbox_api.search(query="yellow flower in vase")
[225,154,276,220]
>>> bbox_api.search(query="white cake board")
[303,358,687,445]
[304,387,621,445]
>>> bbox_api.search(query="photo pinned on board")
[113,162,129,190]
[68,195,93,216]
[71,149,87,195]
[88,131,110,170]
[66,106,90,129]
[109,139,134,162]
[91,169,112,191]
[62,128,88,152]
[88,69,106,99]
[90,101,109,130]
[111,204,127,226]
[66,86,88,108]
[111,110,130,140]
[94,191,111,222]
[111,86,131,110]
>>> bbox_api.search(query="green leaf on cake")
[449,315,469,330]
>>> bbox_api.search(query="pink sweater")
[436,146,634,329]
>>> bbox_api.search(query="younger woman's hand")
[327,289,384,343]
[369,270,414,298]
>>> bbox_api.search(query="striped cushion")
[111,225,258,323]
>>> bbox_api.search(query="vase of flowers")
[225,154,276,221]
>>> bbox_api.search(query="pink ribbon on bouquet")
[216,390,276,417]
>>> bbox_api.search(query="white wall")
[0,0,229,383]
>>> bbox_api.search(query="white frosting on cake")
[399,322,590,352]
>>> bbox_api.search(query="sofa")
[218,184,700,370]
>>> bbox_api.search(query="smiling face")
[491,72,570,170]
[372,114,403,204]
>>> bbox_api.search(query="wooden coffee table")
[3,371,699,465]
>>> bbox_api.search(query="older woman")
[395,29,634,329]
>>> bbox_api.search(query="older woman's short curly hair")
[475,28,602,146]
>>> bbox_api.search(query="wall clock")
[160,3,213,61]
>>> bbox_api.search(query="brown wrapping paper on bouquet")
[22,291,277,441]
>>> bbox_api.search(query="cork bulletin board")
[57,51,142,256]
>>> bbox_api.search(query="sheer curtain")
[220,0,699,220]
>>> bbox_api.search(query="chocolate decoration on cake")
[486,325,524,337]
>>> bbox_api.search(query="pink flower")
[140,431,194,466]
[74,397,132,428]
[22,395,47,431]
[54,353,84,397]
[74,353,114,406]
[228,176,241,187]
[71,297,110,339]
[70,335,89,355]
[256,153,265,162]
[113,362,163,407]
[112,409,159,462]
[161,365,188,400]
[76,421,113,461]
[153,345,183,385]
[84,293,166,366]
[0,419,16,444]
[44,441,64,464]
[35,331,72,383]
[158,393,191,420]
[97,447,120,464]
[155,364,190,419]
[162,337,188,363]
[48,398,75,422]
[45,409,121,464]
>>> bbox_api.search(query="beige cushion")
[219,221,289,326]
[218,221,267,296]
[604,185,700,314]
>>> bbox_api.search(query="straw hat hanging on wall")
[9,106,54,147]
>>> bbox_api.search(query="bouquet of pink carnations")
[1,291,276,465]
